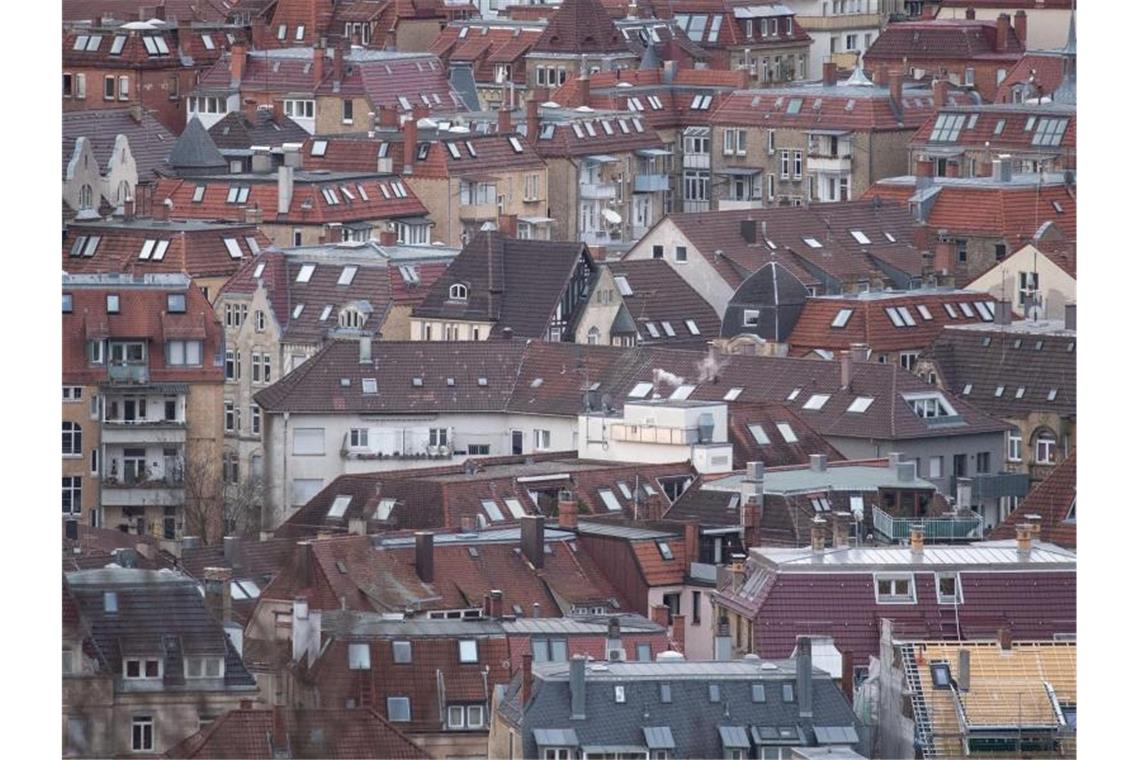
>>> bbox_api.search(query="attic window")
[847,397,874,414]
[138,240,157,260]
[446,377,455,387]
[708,684,720,702]
[292,304,304,318]
[297,264,316,283]
[802,394,830,411]
[786,388,802,401]
[930,662,952,689]
[226,186,250,204]
[884,232,897,243]
[540,124,556,140]
[338,266,358,286]
[201,34,215,50]
[962,384,972,395]
[849,228,872,245]
[811,497,831,513]
[319,305,333,321]
[802,237,822,249]
[449,283,468,301]
[110,35,126,55]
[584,122,597,137]
[253,263,266,279]
[916,304,933,320]
[477,377,488,387]
[328,495,352,519]
[724,387,743,401]
[572,124,585,139]
[192,186,206,203]
[661,321,676,337]
[446,142,462,159]
[629,382,653,398]
[897,306,917,326]
[1015,386,1026,399]
[1051,200,1064,214]
[411,377,423,387]
[103,591,118,613]
[994,386,1005,397]
[670,384,695,401]
[905,393,956,418]
[644,322,660,338]
[685,320,701,335]
[245,237,261,255]
[481,500,505,522]
[633,119,645,133]
[930,113,966,142]
[223,239,243,260]
[959,302,976,318]
[831,309,853,328]
[660,683,672,703]
[776,423,798,443]
[748,424,770,445]
[601,120,614,135]
[277,24,286,40]
[614,275,633,296]
[885,307,906,327]
[375,498,397,521]
[616,481,632,499]
[657,542,674,560]
[362,378,378,394]
[943,303,960,319]
[994,119,1006,135]
[598,488,622,512]
[614,685,626,703]
[743,309,760,327]
[508,136,524,153]
[504,498,526,519]
[752,684,766,703]
[356,185,369,201]
[975,302,994,321]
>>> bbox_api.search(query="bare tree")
[182,450,223,544]
[223,472,264,539]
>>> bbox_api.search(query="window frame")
[873,572,917,604]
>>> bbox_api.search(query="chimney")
[910,524,925,557]
[520,514,545,568]
[998,626,1013,652]
[671,614,686,655]
[606,617,623,659]
[663,60,677,84]
[204,567,233,624]
[156,198,171,222]
[958,649,971,692]
[650,604,669,630]
[460,515,477,533]
[312,47,324,88]
[348,518,367,536]
[841,650,855,702]
[874,63,889,85]
[915,157,934,180]
[501,327,514,341]
[290,597,321,665]
[488,589,504,619]
[123,196,136,219]
[822,61,838,86]
[251,145,272,174]
[332,44,345,87]
[1015,523,1033,557]
[376,227,397,247]
[377,106,399,128]
[684,521,699,565]
[966,7,976,21]
[642,492,667,521]
[295,541,312,587]
[839,350,852,389]
[251,18,270,49]
[850,343,870,362]
[956,479,972,512]
[414,531,434,582]
[809,454,827,473]
[402,111,418,175]
[525,97,539,145]
[521,652,534,706]
[223,535,238,563]
[996,13,1011,53]
[888,71,903,110]
[532,602,541,618]
[557,489,578,530]
[497,102,512,134]
[358,336,372,363]
[570,655,587,719]
[796,636,813,718]
[574,70,590,108]
[65,518,79,541]
[271,705,288,756]
[932,79,948,108]
[277,165,294,214]
[180,535,202,552]
[995,300,1013,325]
[1014,10,1027,47]
[740,219,757,244]
[1064,302,1076,330]
[229,45,247,86]
[832,511,851,549]
[810,516,828,552]
[934,236,952,275]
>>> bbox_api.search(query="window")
[929,456,943,479]
[900,352,920,371]
[166,340,202,366]
[802,394,830,411]
[874,574,916,604]
[118,76,130,100]
[776,422,798,443]
[124,658,161,680]
[976,451,991,473]
[62,422,83,455]
[250,405,261,435]
[675,246,687,263]
[847,397,874,414]
[349,428,369,449]
[387,697,411,722]
[533,429,551,450]
[449,283,468,301]
[104,75,115,100]
[458,640,478,663]
[743,309,760,327]
[63,386,82,402]
[614,684,626,703]
[930,113,967,142]
[751,684,766,703]
[709,683,720,702]
[63,476,82,514]
[131,716,154,752]
[166,293,186,313]
[831,308,853,328]
[906,393,956,419]
[106,294,120,314]
[780,149,790,178]
[1035,429,1057,464]
[63,293,73,313]
[184,657,224,678]
[598,488,622,512]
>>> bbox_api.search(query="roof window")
[802,237,823,249]
[297,264,316,283]
[685,319,700,335]
[338,266,358,286]
[724,387,743,401]
[847,397,874,414]
[850,230,871,245]
[328,495,352,519]
[916,304,933,320]
[831,308,853,328]
[629,382,653,398]
[748,424,770,445]
[362,378,378,394]
[598,488,622,512]
[776,423,798,443]
[223,238,242,260]
[670,384,695,401]
[802,394,830,411]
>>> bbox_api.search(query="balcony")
[796,13,882,31]
[108,363,149,384]
[102,423,187,445]
[101,476,185,507]
[972,472,1031,500]
[610,423,699,445]
[718,199,764,211]
[872,506,982,542]
[579,182,617,200]
[458,202,498,222]
[806,154,852,173]
[682,154,710,170]
[633,174,669,193]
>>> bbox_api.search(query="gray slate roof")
[62,107,175,181]
[169,115,227,173]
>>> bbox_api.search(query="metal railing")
[872,506,982,542]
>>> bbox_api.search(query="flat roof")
[753,540,1076,571]
[532,658,827,681]
[946,319,1075,337]
[374,527,577,548]
[704,466,936,496]
[576,521,679,541]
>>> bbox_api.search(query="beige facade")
[573,266,627,346]
[63,385,100,522]
[966,243,1075,321]
[408,315,494,342]
[624,222,736,317]
[406,167,551,249]
[314,95,373,135]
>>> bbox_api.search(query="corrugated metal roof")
[754,541,1076,570]
[705,466,936,495]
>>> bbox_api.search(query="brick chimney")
[810,516,828,552]
[557,489,578,530]
[1014,10,1027,47]
[841,649,854,702]
[839,349,852,389]
[520,514,545,568]
[932,79,948,108]
[204,566,233,624]
[498,102,512,134]
[483,589,504,619]
[332,43,345,87]
[271,705,288,756]
[123,197,136,219]
[414,531,434,582]
[650,604,669,629]
[229,45,247,87]
[670,614,686,655]
[378,228,397,246]
[1015,523,1033,557]
[888,71,903,111]
[402,112,417,176]
[312,47,324,88]
[996,13,1011,53]
[642,492,667,521]
[684,521,699,564]
[525,96,539,145]
[832,511,851,549]
[521,652,534,706]
[874,63,889,86]
[946,161,960,178]
[934,235,953,275]
[822,61,838,86]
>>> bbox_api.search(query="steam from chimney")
[652,368,686,394]
[696,346,727,383]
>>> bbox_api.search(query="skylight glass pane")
[319,305,332,321]
[481,499,505,522]
[850,230,871,245]
[362,378,377,393]
[139,240,156,260]
[959,302,975,317]
[670,384,695,400]
[617,481,632,499]
[153,241,170,261]
[847,397,874,413]
[724,387,743,401]
[685,319,700,335]
[803,394,830,411]
[644,323,660,338]
[297,264,315,283]
[787,388,801,401]
[253,262,265,279]
[916,304,933,320]
[885,307,905,327]
[338,266,357,285]
[831,309,853,328]
[748,424,770,445]
[802,237,822,249]
[944,303,959,319]
[661,321,676,337]
[328,495,352,518]
[629,382,653,398]
[504,498,526,519]
[375,498,397,520]
[896,307,917,326]
[776,423,798,443]
[599,489,622,512]
[614,276,633,296]
[223,238,243,259]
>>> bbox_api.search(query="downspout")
[281,410,290,526]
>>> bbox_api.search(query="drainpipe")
[281,411,290,525]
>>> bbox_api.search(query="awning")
[814,726,861,745]
[734,4,792,19]
[719,726,751,749]
[920,145,966,157]
[717,167,763,176]
[643,727,676,750]
[518,216,555,225]
[636,148,673,157]
[533,729,579,748]
[601,208,622,224]
[585,154,619,164]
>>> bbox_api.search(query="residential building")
[990,451,1075,549]
[62,273,225,543]
[524,0,638,90]
[214,241,458,506]
[712,533,1076,672]
[642,0,814,84]
[920,314,1076,512]
[870,635,1075,758]
[63,107,175,219]
[784,289,1003,366]
[430,19,546,110]
[411,232,594,342]
[864,13,1026,102]
[63,567,258,757]
[909,102,1075,177]
[178,535,298,623]
[937,1,1075,50]
[153,120,433,248]
[63,0,229,23]
[63,18,242,133]
[966,241,1075,321]
[623,201,924,318]
[62,519,171,573]
[784,0,898,78]
[994,18,1076,105]
[501,613,671,670]
[62,216,271,301]
[488,648,866,759]
[251,0,460,52]
[207,106,312,173]
[166,705,430,758]
[864,160,1076,282]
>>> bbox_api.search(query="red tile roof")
[723,402,844,470]
[864,19,1025,62]
[994,52,1068,103]
[166,706,430,758]
[62,108,175,182]
[990,452,1075,548]
[533,114,667,159]
[786,290,1003,355]
[63,0,231,22]
[303,132,546,181]
[63,23,239,69]
[641,0,812,50]
[532,0,629,55]
[910,103,1075,152]
[430,22,544,86]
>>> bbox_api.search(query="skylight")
[504,498,526,519]
[962,384,972,395]
[311,140,328,157]
[1047,388,1058,401]
[508,136,524,153]
[192,186,205,202]
[1015,386,1026,399]
[362,378,377,394]
[661,321,676,337]
[629,382,653,398]
[847,397,874,413]
[614,275,633,296]
[617,481,632,499]
[292,304,304,318]
[802,237,823,249]
[338,266,358,286]
[748,424,770,445]
[657,542,674,560]
[375,498,397,521]
[884,232,897,243]
[930,113,966,142]
[644,322,661,338]
[328,495,352,519]
[685,319,701,335]
[223,238,243,260]
[943,303,960,319]
[319,305,332,321]
[916,304,933,320]
[831,308,854,328]
[253,262,265,279]
[297,264,316,283]
[724,387,743,401]
[481,499,505,522]
[975,302,994,321]
[776,423,798,443]
[959,302,976,318]
[139,240,157,260]
[670,384,696,401]
[850,230,871,245]
[245,237,261,254]
[994,385,1004,397]
[802,394,830,411]
[787,387,802,401]
[885,307,906,327]
[599,488,622,512]
[896,306,917,326]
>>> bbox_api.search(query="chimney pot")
[557,490,578,530]
[996,13,1011,53]
[809,454,827,472]
[822,61,838,87]
[810,517,828,552]
[796,636,813,718]
[520,514,545,568]
[839,350,852,389]
[910,524,925,555]
[1015,523,1033,555]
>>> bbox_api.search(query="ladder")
[902,644,938,758]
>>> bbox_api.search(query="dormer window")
[905,392,956,419]
[449,283,468,301]
[124,658,162,680]
[339,307,365,329]
[184,657,224,679]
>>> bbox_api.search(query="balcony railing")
[872,506,982,542]
[579,182,617,200]
[610,423,700,445]
[108,363,149,384]
[633,174,669,193]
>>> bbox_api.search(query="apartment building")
[784,0,898,78]
[62,273,225,543]
[523,0,637,90]
[430,19,545,110]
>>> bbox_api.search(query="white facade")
[578,400,734,474]
[785,0,889,79]
[64,134,140,216]
[624,220,736,317]
[965,243,1075,321]
[648,583,718,660]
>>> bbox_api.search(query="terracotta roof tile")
[864,19,1025,62]
[990,452,1075,548]
[533,0,628,55]
[62,108,175,182]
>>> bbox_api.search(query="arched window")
[63,422,83,455]
[80,184,94,210]
[118,181,131,204]
[449,283,468,301]
[1034,428,1057,464]
[587,326,600,345]
[339,307,364,329]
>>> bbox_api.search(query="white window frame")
[874,573,917,604]
[936,572,963,605]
